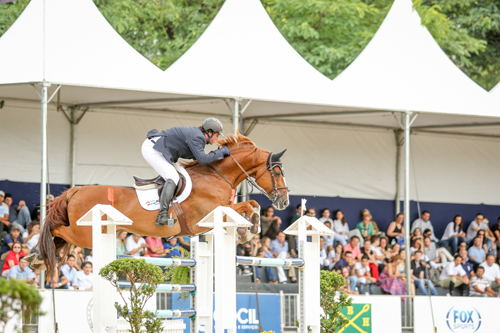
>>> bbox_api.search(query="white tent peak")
[328,0,498,117]
[0,0,165,91]
[162,0,333,105]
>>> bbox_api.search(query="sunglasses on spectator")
[342,270,349,273]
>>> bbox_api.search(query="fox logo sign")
[445,306,482,333]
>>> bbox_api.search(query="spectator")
[319,237,330,270]
[479,254,500,291]
[439,255,469,296]
[460,249,475,280]
[387,213,404,246]
[356,215,374,241]
[164,238,184,258]
[370,236,386,272]
[4,194,31,234]
[491,216,500,251]
[116,230,128,255]
[31,194,55,221]
[468,237,486,267]
[45,261,68,289]
[336,251,357,292]
[322,221,338,247]
[423,236,453,266]
[411,251,438,296]
[61,255,78,288]
[355,255,376,294]
[146,236,168,257]
[379,255,407,295]
[22,221,40,252]
[439,215,466,255]
[286,204,304,257]
[379,237,392,261]
[0,190,11,235]
[410,227,423,247]
[270,231,297,283]
[289,203,305,225]
[319,209,333,224]
[85,249,93,263]
[178,237,191,252]
[332,210,363,246]
[260,206,282,239]
[361,209,384,237]
[70,246,85,271]
[328,243,343,270]
[410,237,424,257]
[2,241,25,277]
[236,239,253,276]
[466,213,495,253]
[75,262,93,290]
[360,239,379,281]
[344,236,362,261]
[469,266,498,297]
[334,265,359,295]
[247,234,263,282]
[0,225,25,260]
[7,256,35,284]
[411,211,438,242]
[389,243,402,259]
[126,234,149,257]
[256,237,278,284]
[475,230,492,254]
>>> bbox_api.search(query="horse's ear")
[272,149,287,162]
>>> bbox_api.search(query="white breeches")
[141,138,180,185]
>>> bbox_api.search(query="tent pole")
[40,81,50,290]
[69,108,76,188]
[233,98,240,134]
[394,130,402,215]
[403,111,412,299]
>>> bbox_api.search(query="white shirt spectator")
[76,270,93,290]
[440,261,466,281]
[332,220,350,239]
[469,276,490,296]
[319,217,333,224]
[0,202,8,218]
[370,245,384,264]
[411,218,438,242]
[126,235,146,256]
[355,262,370,283]
[323,234,334,247]
[441,222,462,241]
[320,248,329,267]
[466,220,490,243]
[85,255,93,263]
[479,262,500,282]
[22,231,39,251]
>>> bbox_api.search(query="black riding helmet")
[202,118,224,140]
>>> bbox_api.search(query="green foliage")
[99,258,165,333]
[0,279,44,333]
[319,270,352,333]
[163,245,191,303]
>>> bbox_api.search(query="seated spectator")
[491,216,500,251]
[286,204,304,257]
[410,227,423,247]
[466,213,496,253]
[305,207,316,217]
[411,211,438,243]
[126,234,149,257]
[319,209,333,224]
[333,265,359,295]
[438,215,466,255]
[389,243,402,259]
[398,249,416,295]
[460,249,475,280]
[410,237,424,257]
[146,236,168,257]
[387,213,404,246]
[70,246,85,271]
[116,231,128,255]
[85,249,93,263]
[322,221,337,247]
[469,266,499,297]
[31,194,55,221]
[379,255,407,295]
[4,194,32,234]
[260,206,282,240]
[75,262,93,290]
[344,236,362,261]
[0,224,24,259]
[258,236,278,284]
[319,237,330,270]
[336,251,357,292]
[479,254,500,291]
[468,237,486,268]
[0,190,11,234]
[7,256,36,284]
[370,236,386,272]
[22,221,40,252]
[439,255,469,296]
[379,237,392,261]
[328,243,343,270]
[332,210,363,247]
[423,236,452,268]
[61,255,78,288]
[361,239,379,281]
[355,255,376,294]
[361,209,384,237]
[177,237,190,252]
[2,241,25,277]
[236,239,253,276]
[411,251,438,296]
[474,230,493,255]
[164,238,184,258]
[270,231,297,283]
[356,215,375,241]
[45,261,68,289]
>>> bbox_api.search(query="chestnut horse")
[35,133,289,275]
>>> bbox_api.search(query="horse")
[33,133,289,276]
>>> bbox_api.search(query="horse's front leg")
[231,200,261,243]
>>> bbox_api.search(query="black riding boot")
[155,179,178,227]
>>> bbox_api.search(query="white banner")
[414,296,500,333]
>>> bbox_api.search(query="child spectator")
[333,265,358,295]
[75,262,93,290]
[164,238,184,258]
[355,255,376,294]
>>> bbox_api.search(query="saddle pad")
[135,165,193,211]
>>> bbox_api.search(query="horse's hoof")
[250,225,259,234]
[251,213,260,226]
[236,227,247,236]
[24,253,38,263]
[31,263,47,271]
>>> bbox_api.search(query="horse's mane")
[180,132,259,168]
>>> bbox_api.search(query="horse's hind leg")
[232,200,261,243]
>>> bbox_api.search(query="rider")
[143,118,230,227]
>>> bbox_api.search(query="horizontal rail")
[118,282,196,293]
[236,256,305,268]
[155,309,196,318]
[117,255,196,267]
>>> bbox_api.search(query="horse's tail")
[39,186,81,279]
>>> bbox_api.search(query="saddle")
[133,173,186,198]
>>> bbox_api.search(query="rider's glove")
[220,147,230,156]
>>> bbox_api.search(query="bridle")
[208,151,289,203]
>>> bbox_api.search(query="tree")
[319,270,352,333]
[0,279,44,333]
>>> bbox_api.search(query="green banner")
[338,303,372,333]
